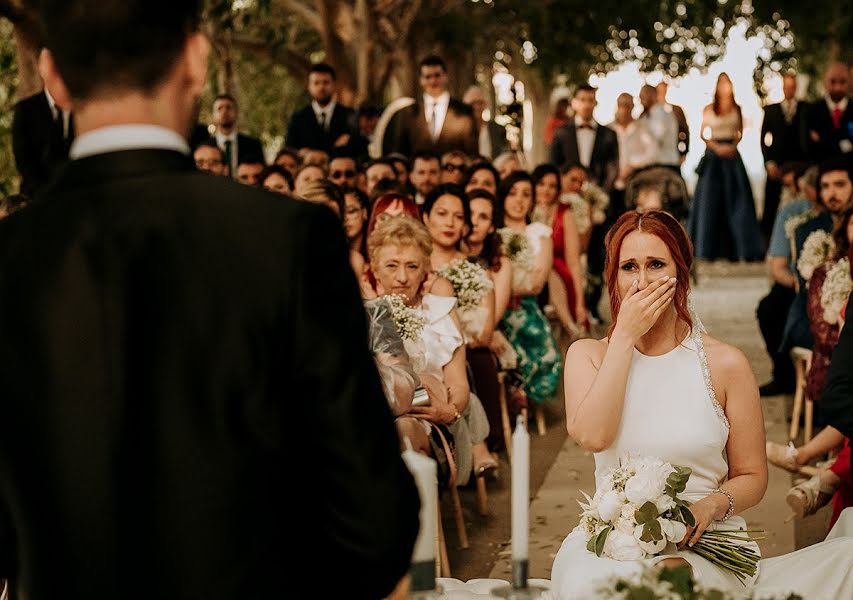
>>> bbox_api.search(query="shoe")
[474,458,499,479]
[766,441,800,473]
[759,380,794,397]
[786,472,838,520]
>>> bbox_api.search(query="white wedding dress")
[551,329,853,599]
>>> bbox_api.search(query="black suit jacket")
[286,103,357,153]
[0,149,418,599]
[549,122,619,192]
[760,101,807,165]
[11,91,75,199]
[233,133,264,163]
[485,120,509,159]
[821,298,853,456]
[803,98,853,161]
[383,98,479,158]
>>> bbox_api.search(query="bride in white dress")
[551,210,853,599]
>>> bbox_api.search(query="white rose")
[620,503,636,521]
[654,494,676,514]
[659,518,687,544]
[633,525,667,555]
[624,461,674,506]
[597,491,625,523]
[604,529,647,561]
[615,517,635,535]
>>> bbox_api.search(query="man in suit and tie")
[211,93,264,179]
[760,72,807,244]
[0,1,418,598]
[550,84,619,322]
[383,55,478,158]
[11,85,75,198]
[804,62,852,161]
[463,85,508,160]
[286,63,358,154]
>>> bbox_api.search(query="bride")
[551,210,853,598]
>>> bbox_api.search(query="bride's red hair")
[604,210,693,334]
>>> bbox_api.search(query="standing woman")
[422,185,500,472]
[498,171,562,406]
[532,164,588,334]
[689,73,763,262]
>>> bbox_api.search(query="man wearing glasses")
[328,151,358,188]
[440,150,469,185]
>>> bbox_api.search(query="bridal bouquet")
[579,455,763,584]
[436,258,494,343]
[821,258,852,325]
[797,230,835,282]
[783,210,817,242]
[498,227,534,290]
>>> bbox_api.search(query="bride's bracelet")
[712,487,735,521]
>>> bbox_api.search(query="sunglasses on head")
[331,169,356,179]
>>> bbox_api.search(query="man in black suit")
[0,2,418,598]
[211,93,264,179]
[11,86,75,198]
[463,86,508,159]
[550,84,619,322]
[286,63,358,154]
[804,62,852,162]
[760,73,807,244]
[383,55,478,158]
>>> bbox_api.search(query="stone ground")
[440,262,832,582]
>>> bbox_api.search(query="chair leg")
[789,359,805,441]
[476,476,489,516]
[449,483,469,549]
[804,398,814,444]
[498,373,513,464]
[437,505,451,578]
[536,405,547,437]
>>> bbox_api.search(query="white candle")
[402,446,438,564]
[511,415,530,561]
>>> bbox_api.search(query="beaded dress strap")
[691,329,730,430]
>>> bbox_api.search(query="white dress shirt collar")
[312,100,336,128]
[827,96,849,113]
[70,124,190,160]
[574,115,597,130]
[424,92,451,139]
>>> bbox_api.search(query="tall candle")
[402,445,437,591]
[511,415,529,564]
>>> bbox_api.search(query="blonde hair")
[368,216,433,272]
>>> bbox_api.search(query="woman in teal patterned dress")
[496,171,562,404]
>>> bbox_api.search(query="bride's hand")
[611,276,677,343]
[678,494,728,548]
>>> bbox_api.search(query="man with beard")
[211,93,264,179]
[286,63,358,154]
[410,152,441,205]
[804,62,852,161]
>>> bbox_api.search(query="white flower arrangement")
[797,230,835,282]
[584,182,610,226]
[784,209,817,242]
[498,227,535,291]
[580,454,763,584]
[561,192,592,234]
[821,258,852,325]
[436,258,494,343]
[385,294,426,342]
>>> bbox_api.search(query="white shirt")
[574,115,597,168]
[608,119,656,189]
[44,88,71,140]
[70,124,190,160]
[215,130,238,176]
[478,123,492,158]
[644,104,680,166]
[312,100,336,132]
[423,92,450,141]
[826,96,849,115]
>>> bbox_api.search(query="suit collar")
[70,124,189,160]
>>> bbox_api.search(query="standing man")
[656,80,689,161]
[760,73,807,244]
[639,84,681,169]
[286,63,358,154]
[608,92,656,200]
[804,62,853,161]
[463,85,507,159]
[211,93,264,179]
[12,83,75,198]
[383,55,478,158]
[0,2,418,598]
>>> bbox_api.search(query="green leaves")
[591,525,613,557]
[634,501,660,525]
[665,466,692,497]
[640,519,663,543]
[680,505,696,528]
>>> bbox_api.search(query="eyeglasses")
[331,169,356,179]
[443,163,465,173]
[195,159,222,168]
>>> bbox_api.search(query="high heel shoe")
[785,472,838,521]
[766,441,819,476]
[474,458,499,479]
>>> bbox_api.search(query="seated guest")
[368,216,470,487]
[364,296,419,416]
[494,152,522,180]
[369,178,407,204]
[300,179,345,218]
[211,93,264,178]
[328,151,358,188]
[343,186,370,273]
[235,154,266,186]
[365,158,398,198]
[441,151,470,185]
[294,164,326,195]
[463,162,500,196]
[286,63,358,153]
[411,152,441,205]
[273,148,299,175]
[387,153,411,187]
[298,147,330,170]
[259,165,294,195]
[193,140,228,176]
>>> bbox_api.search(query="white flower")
[604,529,647,561]
[624,462,672,506]
[821,258,852,325]
[620,503,636,521]
[615,516,635,535]
[797,230,835,282]
[597,491,626,523]
[633,525,667,555]
[654,493,676,514]
[659,518,687,544]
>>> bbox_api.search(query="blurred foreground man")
[0,2,418,598]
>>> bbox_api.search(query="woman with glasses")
[441,150,470,185]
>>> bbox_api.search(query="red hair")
[605,210,693,335]
[366,193,420,238]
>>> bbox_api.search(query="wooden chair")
[789,346,814,443]
[497,371,513,463]
[534,405,547,437]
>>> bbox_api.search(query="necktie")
[429,102,438,141]
[224,139,233,176]
[832,107,842,130]
[318,111,326,132]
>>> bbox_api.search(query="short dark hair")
[341,186,370,210]
[559,162,588,176]
[366,158,397,174]
[193,139,223,159]
[573,84,597,98]
[309,63,337,80]
[329,148,357,162]
[42,0,202,99]
[817,157,853,192]
[275,148,299,163]
[238,154,266,167]
[412,151,440,166]
[214,93,237,106]
[419,55,447,73]
[259,164,295,190]
[369,178,404,202]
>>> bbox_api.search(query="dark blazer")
[549,122,619,192]
[383,98,479,158]
[0,149,418,599]
[821,297,853,462]
[803,98,853,161]
[485,120,509,159]
[231,133,265,163]
[286,102,357,153]
[760,101,807,165]
[11,91,75,198]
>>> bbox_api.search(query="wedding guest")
[497,171,562,406]
[294,164,325,195]
[328,151,358,188]
[410,152,441,205]
[259,164,294,194]
[301,179,345,217]
[493,152,522,181]
[383,55,478,157]
[609,92,656,212]
[544,97,569,147]
[0,1,418,597]
[235,154,266,186]
[440,150,469,185]
[639,84,681,169]
[656,80,690,160]
[343,186,370,278]
[761,73,807,243]
[211,93,264,179]
[387,153,411,187]
[532,164,587,333]
[193,140,228,176]
[423,185,499,477]
[299,147,330,169]
[286,63,358,154]
[803,62,852,161]
[689,73,763,262]
[464,162,500,196]
[273,147,299,175]
[365,158,398,198]
[366,193,421,241]
[463,85,508,159]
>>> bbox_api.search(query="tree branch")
[274,0,322,32]
[230,32,312,79]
